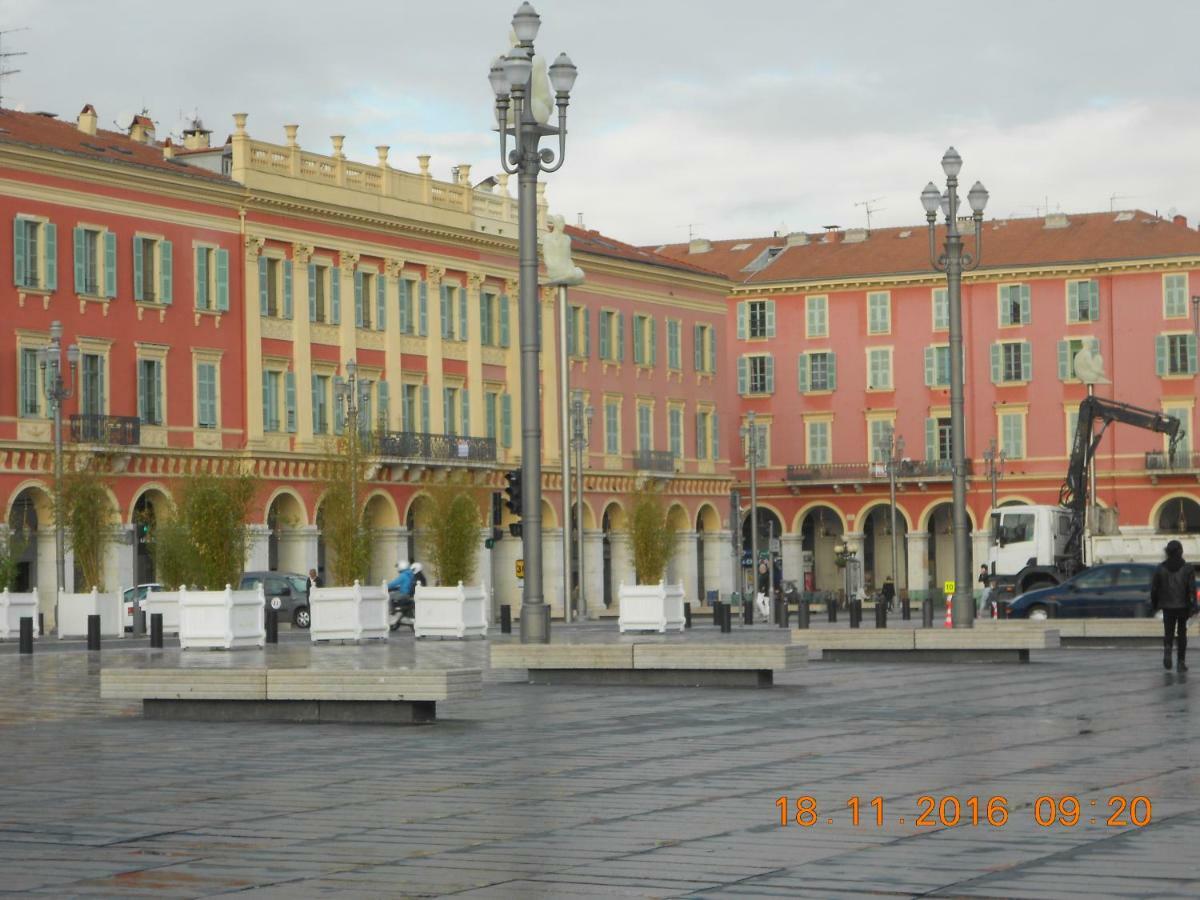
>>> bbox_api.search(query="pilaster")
[384,259,405,430]
[426,266,446,433]
[504,278,520,463]
[244,236,266,444]
[541,285,561,462]
[465,272,485,437]
[292,243,315,445]
[337,252,360,373]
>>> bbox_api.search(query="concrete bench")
[792,628,1059,662]
[975,618,1197,646]
[490,642,806,687]
[100,666,482,724]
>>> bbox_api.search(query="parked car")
[123,583,164,630]
[1006,563,1160,620]
[238,572,311,628]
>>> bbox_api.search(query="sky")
[4,0,1200,245]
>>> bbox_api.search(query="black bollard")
[921,597,934,628]
[38,612,44,636]
[19,616,33,654]
[743,600,753,626]
[797,598,810,629]
[901,597,911,621]
[86,614,101,651]
[827,595,838,624]
[875,600,887,629]
[150,613,163,649]
[780,596,790,628]
[265,606,279,644]
[683,602,692,629]
[849,599,861,628]
[500,604,512,634]
[721,602,732,633]
[711,600,722,628]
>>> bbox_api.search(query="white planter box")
[0,589,38,639]
[179,585,265,650]
[618,582,685,633]
[58,588,123,639]
[414,582,489,639]
[309,581,389,642]
[143,591,181,634]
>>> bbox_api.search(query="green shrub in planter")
[425,480,482,586]
[629,486,677,585]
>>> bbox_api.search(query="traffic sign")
[943,580,955,594]
[515,559,525,580]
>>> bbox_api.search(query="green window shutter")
[333,376,345,434]
[103,231,116,297]
[925,418,936,461]
[1066,282,1078,322]
[330,267,341,323]
[737,301,746,340]
[737,356,747,394]
[649,317,657,366]
[399,280,411,333]
[13,217,26,286]
[566,306,576,356]
[153,361,163,423]
[806,300,816,335]
[311,374,320,431]
[693,324,703,370]
[990,343,1002,383]
[308,264,317,321]
[479,295,490,345]
[418,281,428,335]
[159,240,172,305]
[442,388,453,434]
[764,355,775,393]
[1188,334,1199,374]
[137,363,148,423]
[583,307,591,358]
[377,274,387,331]
[1058,340,1070,380]
[501,393,512,448]
[42,223,57,290]
[354,270,364,327]
[258,257,268,315]
[709,329,717,374]
[196,248,208,309]
[599,310,611,359]
[458,289,467,341]
[461,388,470,435]
[421,385,430,433]
[498,293,509,346]
[924,346,935,387]
[282,259,293,319]
[485,392,497,439]
[616,313,625,362]
[797,353,809,392]
[1155,335,1168,376]
[439,284,451,338]
[632,316,644,364]
[97,356,105,412]
[712,412,719,458]
[1088,280,1100,320]
[766,300,776,338]
[377,380,390,431]
[1020,284,1031,324]
[261,371,271,432]
[73,226,86,293]
[133,237,144,301]
[1021,341,1032,381]
[216,249,229,311]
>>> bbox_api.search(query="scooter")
[388,591,414,631]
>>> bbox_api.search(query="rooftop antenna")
[1109,193,1137,212]
[0,27,30,109]
[854,197,884,232]
[686,223,705,241]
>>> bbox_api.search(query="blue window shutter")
[1155,335,1167,376]
[583,308,591,358]
[1020,284,1031,324]
[377,380,390,430]
[133,237,144,301]
[159,240,172,305]
[421,385,430,433]
[442,388,453,434]
[617,313,625,362]
[694,324,703,370]
[216,249,229,311]
[195,248,207,309]
[827,353,837,390]
[712,412,719,459]
[499,293,509,346]
[924,346,935,387]
[1188,334,1198,374]
[1088,281,1100,320]
[1057,340,1069,380]
[737,302,746,340]
[261,371,271,432]
[354,270,364,327]
[73,226,86,293]
[398,280,410,333]
[1067,282,1078,321]
[1021,342,1032,381]
[282,259,293,319]
[695,410,703,457]
[766,300,776,338]
[440,284,451,338]
[461,388,470,435]
[797,353,809,392]
[330,267,341,323]
[990,343,1002,383]
[458,289,467,340]
[43,223,56,290]
[103,231,116,297]
[258,257,268,315]
[737,357,747,394]
[333,376,345,434]
[479,294,490,345]
[308,263,317,321]
[709,329,717,374]
[310,374,320,432]
[649,317,657,366]
[377,274,387,331]
[285,372,297,433]
[13,217,26,287]
[764,354,775,393]
[418,281,428,335]
[501,393,512,448]
[925,418,936,461]
[599,311,610,359]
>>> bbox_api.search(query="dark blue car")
[1007,563,1159,620]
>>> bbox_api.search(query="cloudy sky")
[4,0,1199,244]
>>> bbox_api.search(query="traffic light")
[503,469,522,517]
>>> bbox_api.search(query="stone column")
[542,527,564,618]
[781,533,804,590]
[670,530,698,599]
[583,531,605,618]
[370,527,403,585]
[491,527,521,618]
[475,527,494,621]
[842,530,865,597]
[245,525,271,572]
[906,532,930,600]
[707,529,733,603]
[104,526,136,593]
[609,532,632,614]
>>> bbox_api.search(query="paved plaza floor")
[0,623,1196,898]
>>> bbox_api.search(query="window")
[637,403,653,452]
[399,279,418,334]
[74,226,114,297]
[605,400,620,454]
[480,293,496,346]
[403,384,419,432]
[668,406,683,459]
[1164,273,1188,318]
[196,362,218,430]
[1163,405,1192,463]
[868,419,894,464]
[1114,565,1152,589]
[1057,337,1100,381]
[999,283,1031,326]
[267,259,281,316]
[739,354,774,395]
[632,314,656,365]
[924,345,951,387]
[133,236,172,304]
[867,347,892,390]
[1066,408,1079,454]
[745,420,770,467]
[738,300,775,340]
[485,391,499,440]
[443,387,459,436]
[262,371,281,432]
[696,409,710,459]
[80,353,105,416]
[1067,279,1099,323]
[13,216,57,291]
[666,319,681,370]
[439,282,467,340]
[138,359,164,426]
[311,374,329,434]
[1000,411,1025,459]
[599,310,624,362]
[867,292,890,334]
[693,323,716,373]
[567,305,590,358]
[358,271,375,330]
[806,420,830,465]
[992,341,1032,383]
[1157,333,1198,376]
[926,416,952,461]
[19,347,42,417]
[797,351,837,392]
[309,263,331,323]
[259,256,294,319]
[805,295,828,338]
[195,246,230,312]
[932,288,948,331]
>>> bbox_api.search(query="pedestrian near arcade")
[1150,540,1197,672]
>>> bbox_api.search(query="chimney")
[162,137,174,160]
[183,118,213,150]
[785,232,809,247]
[843,227,868,244]
[129,114,155,144]
[1044,212,1070,229]
[688,238,712,254]
[456,163,472,185]
[1173,214,1188,227]
[77,104,98,136]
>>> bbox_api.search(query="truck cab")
[988,505,1074,594]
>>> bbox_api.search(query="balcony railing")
[785,458,971,483]
[69,414,140,446]
[1145,450,1200,471]
[634,449,677,473]
[375,431,496,464]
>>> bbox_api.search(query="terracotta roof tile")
[0,108,230,182]
[565,224,727,278]
[653,211,1200,286]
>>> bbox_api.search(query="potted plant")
[0,528,36,639]
[618,486,683,633]
[56,456,121,638]
[414,480,488,639]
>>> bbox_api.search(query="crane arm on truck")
[1058,395,1181,571]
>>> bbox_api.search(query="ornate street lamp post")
[39,321,79,619]
[489,2,577,642]
[922,148,989,627]
[884,427,904,597]
[983,437,1006,513]
[740,412,759,619]
[570,391,592,618]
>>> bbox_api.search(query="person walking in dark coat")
[1151,540,1197,672]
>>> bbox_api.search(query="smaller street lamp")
[739,411,760,619]
[569,391,592,618]
[39,321,79,614]
[884,427,904,600]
